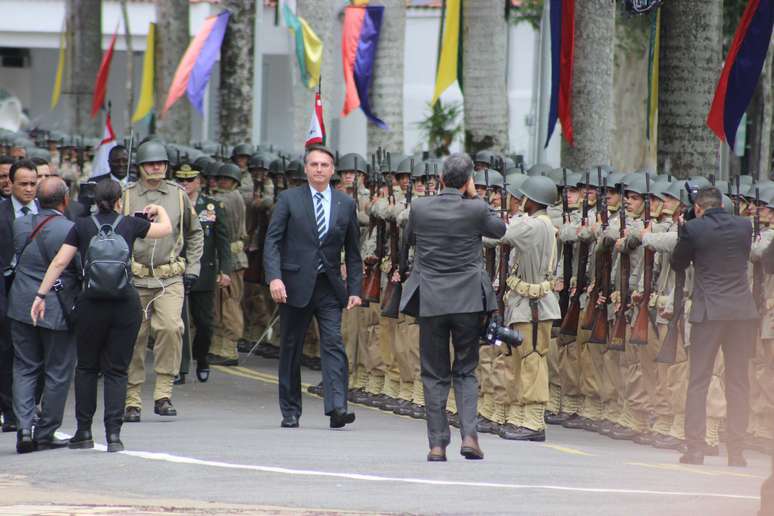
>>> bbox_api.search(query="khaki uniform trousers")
[342,304,360,384]
[547,331,562,414]
[578,323,604,422]
[211,271,245,360]
[478,347,496,420]
[126,282,185,408]
[394,314,420,402]
[750,338,774,439]
[505,321,551,431]
[359,303,386,394]
[558,338,583,415]
[242,282,275,342]
[651,323,675,435]
[380,315,400,398]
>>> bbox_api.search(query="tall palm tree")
[657,1,722,179]
[462,0,508,154]
[219,0,255,146]
[562,0,615,170]
[155,0,191,142]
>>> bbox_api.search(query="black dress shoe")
[427,449,447,462]
[381,398,403,412]
[561,414,588,430]
[370,394,393,410]
[349,389,370,404]
[728,450,747,468]
[501,425,546,442]
[652,434,684,450]
[281,415,299,428]
[106,433,124,453]
[154,398,177,416]
[196,365,210,383]
[2,420,17,433]
[460,444,484,460]
[409,405,426,419]
[35,436,69,450]
[393,400,413,416]
[609,426,639,441]
[597,420,615,435]
[307,382,324,396]
[330,409,356,429]
[448,413,460,428]
[545,412,571,425]
[208,355,238,367]
[679,449,704,465]
[237,339,254,353]
[123,406,141,423]
[477,417,496,434]
[173,373,186,385]
[68,430,94,449]
[633,431,656,446]
[16,429,36,454]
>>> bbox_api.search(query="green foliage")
[723,0,748,48]
[509,0,544,30]
[416,100,463,158]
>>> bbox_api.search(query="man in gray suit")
[400,153,506,462]
[8,177,78,453]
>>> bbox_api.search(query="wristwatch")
[35,292,46,299]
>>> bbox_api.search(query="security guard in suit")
[174,164,233,383]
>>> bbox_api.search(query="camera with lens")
[481,313,523,355]
[684,182,700,220]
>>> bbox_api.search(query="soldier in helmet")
[174,164,233,382]
[121,140,203,422]
[208,163,248,366]
[474,150,496,172]
[232,143,255,203]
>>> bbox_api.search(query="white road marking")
[54,433,758,502]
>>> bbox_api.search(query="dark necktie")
[315,192,327,271]
[20,206,30,216]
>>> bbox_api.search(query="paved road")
[0,352,768,515]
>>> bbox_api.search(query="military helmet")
[269,158,286,176]
[136,140,169,165]
[577,168,608,188]
[232,143,253,158]
[412,161,430,179]
[505,173,528,198]
[519,175,558,206]
[204,160,223,178]
[338,152,367,174]
[174,163,200,180]
[653,174,672,184]
[489,170,504,189]
[474,149,496,166]
[249,152,273,170]
[527,163,552,177]
[606,172,626,188]
[663,179,687,201]
[721,194,735,215]
[194,156,215,174]
[501,156,516,171]
[687,175,712,190]
[624,174,654,196]
[396,157,415,176]
[424,159,442,177]
[216,163,242,185]
[756,182,774,202]
[648,181,668,201]
[285,160,306,181]
[714,180,730,195]
[621,171,645,188]
[738,175,754,185]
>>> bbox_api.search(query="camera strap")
[529,298,539,352]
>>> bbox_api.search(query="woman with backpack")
[30,180,172,452]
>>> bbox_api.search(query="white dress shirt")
[11,196,38,219]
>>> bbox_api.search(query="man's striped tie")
[315,192,327,270]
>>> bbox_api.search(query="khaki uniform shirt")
[122,179,204,287]
[213,188,248,271]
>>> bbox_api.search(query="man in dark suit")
[671,186,759,467]
[264,145,363,429]
[400,153,506,462]
[0,159,39,433]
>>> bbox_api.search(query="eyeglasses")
[176,177,198,183]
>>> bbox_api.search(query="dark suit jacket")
[671,207,758,323]
[0,198,15,277]
[263,185,362,308]
[400,188,507,317]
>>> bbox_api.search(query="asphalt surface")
[0,351,768,515]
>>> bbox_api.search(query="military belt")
[131,258,186,279]
[230,240,245,254]
[506,276,554,300]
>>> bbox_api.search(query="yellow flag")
[432,0,461,104]
[132,23,156,123]
[50,25,66,110]
[299,17,322,89]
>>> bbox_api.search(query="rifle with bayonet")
[381,185,401,318]
[362,160,382,303]
[609,182,630,351]
[753,183,765,316]
[588,176,612,344]
[583,169,604,331]
[655,197,686,364]
[484,167,497,282]
[558,168,574,322]
[497,174,511,316]
[630,173,656,346]
[560,171,591,337]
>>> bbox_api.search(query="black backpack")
[82,215,131,299]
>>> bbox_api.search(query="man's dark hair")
[304,145,335,164]
[30,156,49,167]
[37,177,68,209]
[109,145,127,160]
[0,155,15,166]
[441,153,473,189]
[9,159,38,183]
[95,178,122,214]
[695,186,722,210]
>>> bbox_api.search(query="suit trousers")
[0,320,15,424]
[419,312,480,449]
[278,274,349,418]
[190,290,215,364]
[685,319,754,452]
[11,320,76,439]
[75,294,141,434]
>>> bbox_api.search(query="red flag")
[91,27,119,118]
[305,89,326,147]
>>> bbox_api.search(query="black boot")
[16,429,36,454]
[68,429,94,449]
[106,433,124,453]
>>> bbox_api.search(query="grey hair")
[441,153,473,189]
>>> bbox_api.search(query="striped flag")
[431,0,462,104]
[545,0,575,147]
[91,113,116,177]
[306,87,326,147]
[131,23,156,123]
[91,25,119,118]
[283,3,323,90]
[50,19,66,110]
[707,0,774,148]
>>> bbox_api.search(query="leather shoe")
[545,411,571,425]
[349,389,370,404]
[392,400,413,416]
[679,449,704,465]
[2,420,17,433]
[633,431,656,446]
[35,436,69,450]
[460,437,484,460]
[728,450,747,468]
[330,409,356,429]
[307,382,324,396]
[207,354,238,367]
[380,398,403,412]
[448,413,460,429]
[652,434,684,450]
[16,429,36,454]
[196,366,210,383]
[123,406,141,423]
[609,426,639,441]
[68,430,94,449]
[409,405,426,419]
[154,398,177,417]
[173,373,186,385]
[499,424,546,442]
[281,415,299,428]
[107,433,124,453]
[477,417,496,434]
[427,447,447,462]
[561,414,588,430]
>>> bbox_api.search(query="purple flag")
[187,11,230,115]
[353,5,387,130]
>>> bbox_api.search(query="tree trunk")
[155,0,191,142]
[657,1,722,179]
[562,0,615,171]
[120,0,134,136]
[292,1,337,150]
[366,0,405,156]
[63,0,101,138]
[750,43,773,180]
[219,0,255,146]
[462,0,508,154]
